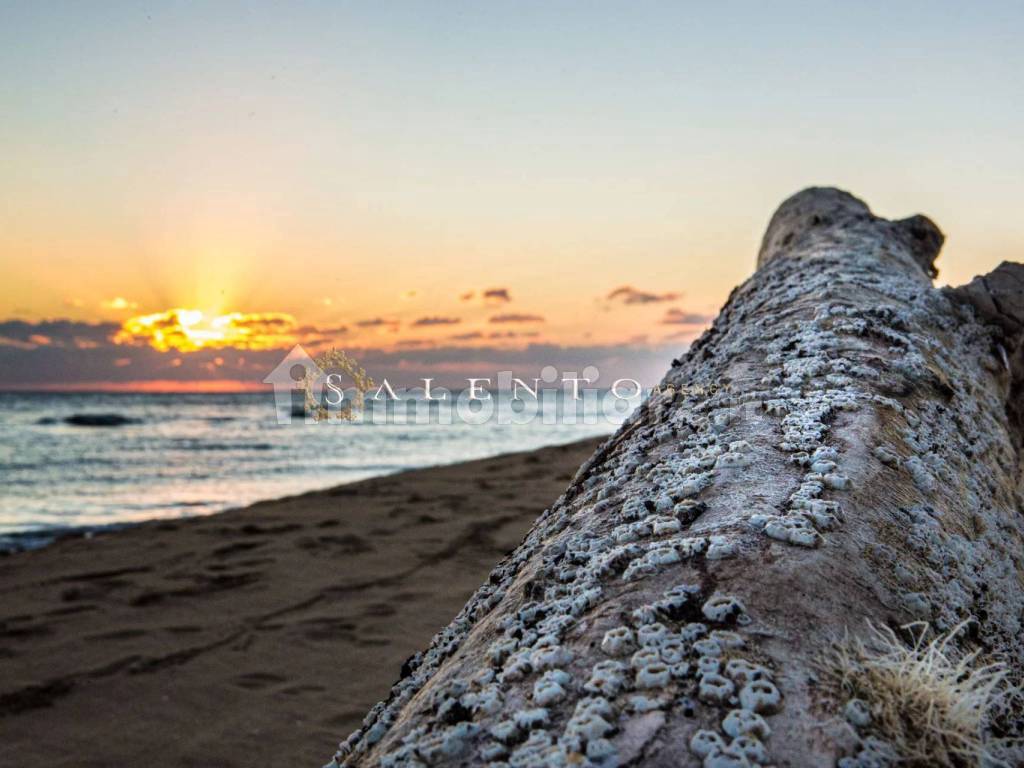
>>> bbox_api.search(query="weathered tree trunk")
[326,188,1024,768]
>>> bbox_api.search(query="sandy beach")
[0,437,600,768]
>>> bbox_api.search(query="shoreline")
[0,436,601,767]
[1,432,613,554]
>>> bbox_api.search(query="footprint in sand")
[86,628,147,642]
[279,683,325,695]
[231,671,287,690]
[211,540,266,558]
[295,533,373,554]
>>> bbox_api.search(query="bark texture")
[327,188,1024,768]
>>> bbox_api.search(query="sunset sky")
[1,2,1021,389]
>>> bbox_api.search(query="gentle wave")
[165,440,275,452]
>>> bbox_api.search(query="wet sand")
[0,437,601,768]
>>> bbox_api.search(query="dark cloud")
[489,313,544,324]
[412,316,461,326]
[395,339,435,348]
[294,324,349,336]
[0,319,118,349]
[355,317,400,328]
[661,308,713,325]
[461,288,512,303]
[235,315,294,331]
[488,331,540,339]
[294,324,350,346]
[606,286,681,305]
[483,288,511,303]
[450,329,541,341]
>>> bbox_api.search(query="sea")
[0,391,632,550]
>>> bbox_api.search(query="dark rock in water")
[62,414,140,427]
[35,417,58,425]
[290,404,308,418]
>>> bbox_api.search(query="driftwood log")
[326,188,1024,767]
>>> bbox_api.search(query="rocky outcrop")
[326,188,1024,767]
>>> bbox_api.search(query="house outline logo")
[263,344,323,423]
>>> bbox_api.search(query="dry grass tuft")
[828,621,1016,767]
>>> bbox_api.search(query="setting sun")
[114,308,298,352]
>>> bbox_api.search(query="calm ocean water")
[0,391,626,549]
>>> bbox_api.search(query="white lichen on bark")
[326,188,1024,767]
